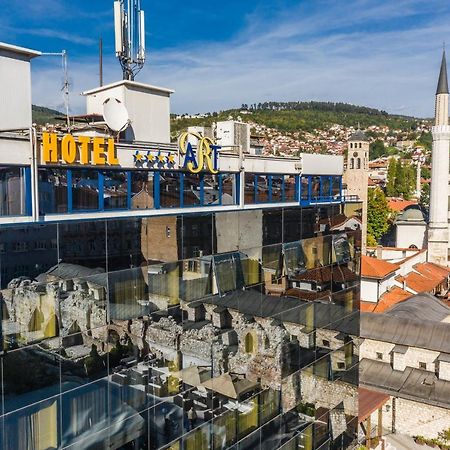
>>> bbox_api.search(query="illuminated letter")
[42,132,58,163]
[107,138,119,165]
[198,137,218,174]
[92,137,106,165]
[78,136,91,164]
[61,134,77,164]
[183,143,198,171]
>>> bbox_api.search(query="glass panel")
[271,176,283,203]
[183,173,202,207]
[213,252,245,295]
[130,170,154,209]
[203,174,220,206]
[0,166,27,216]
[285,175,297,202]
[320,176,331,199]
[38,167,68,214]
[244,173,256,204]
[71,169,99,210]
[103,170,127,210]
[221,173,237,206]
[311,176,320,200]
[301,176,309,201]
[256,175,270,203]
[160,172,181,208]
[332,176,341,199]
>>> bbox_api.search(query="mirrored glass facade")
[0,203,361,449]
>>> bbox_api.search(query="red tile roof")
[361,255,399,280]
[387,198,417,212]
[361,287,412,313]
[403,262,450,293]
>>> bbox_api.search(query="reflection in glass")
[213,252,245,295]
[184,173,202,207]
[38,167,68,214]
[72,169,99,210]
[103,170,127,209]
[160,172,181,208]
[131,170,154,209]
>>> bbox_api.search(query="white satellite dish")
[103,97,130,132]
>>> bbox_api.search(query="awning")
[358,387,389,423]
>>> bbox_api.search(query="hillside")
[171,101,423,136]
[32,105,63,125]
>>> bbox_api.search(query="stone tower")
[428,50,450,266]
[344,130,369,252]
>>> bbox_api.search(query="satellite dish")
[103,97,130,132]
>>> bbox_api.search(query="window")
[245,332,257,354]
[320,177,331,199]
[419,362,427,370]
[284,175,297,202]
[256,175,270,202]
[131,171,154,209]
[349,158,354,169]
[331,176,341,198]
[301,176,309,201]
[311,176,320,200]
[0,166,29,216]
[38,168,68,214]
[376,352,383,360]
[356,158,361,169]
[71,169,99,211]
[103,171,128,210]
[203,174,220,205]
[322,339,330,348]
[337,362,346,370]
[244,173,256,204]
[183,173,202,207]
[160,172,180,208]
[221,173,237,205]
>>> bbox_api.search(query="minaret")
[428,49,450,266]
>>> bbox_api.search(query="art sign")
[178,132,220,174]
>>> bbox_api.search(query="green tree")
[369,140,385,160]
[419,183,430,210]
[386,158,397,197]
[367,187,391,244]
[394,160,415,200]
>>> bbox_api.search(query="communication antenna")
[41,50,70,128]
[102,97,130,132]
[114,0,146,81]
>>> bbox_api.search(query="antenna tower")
[114,0,146,81]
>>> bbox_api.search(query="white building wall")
[0,45,39,131]
[361,279,379,303]
[396,223,427,249]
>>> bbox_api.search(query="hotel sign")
[179,132,220,174]
[41,132,119,166]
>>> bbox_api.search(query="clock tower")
[344,130,370,252]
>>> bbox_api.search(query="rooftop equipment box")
[83,80,174,144]
[0,43,41,131]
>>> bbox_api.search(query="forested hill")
[172,101,423,135]
[32,105,63,125]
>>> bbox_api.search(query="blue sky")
[1,0,450,117]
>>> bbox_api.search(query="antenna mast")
[114,0,146,81]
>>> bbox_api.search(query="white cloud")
[30,0,450,117]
